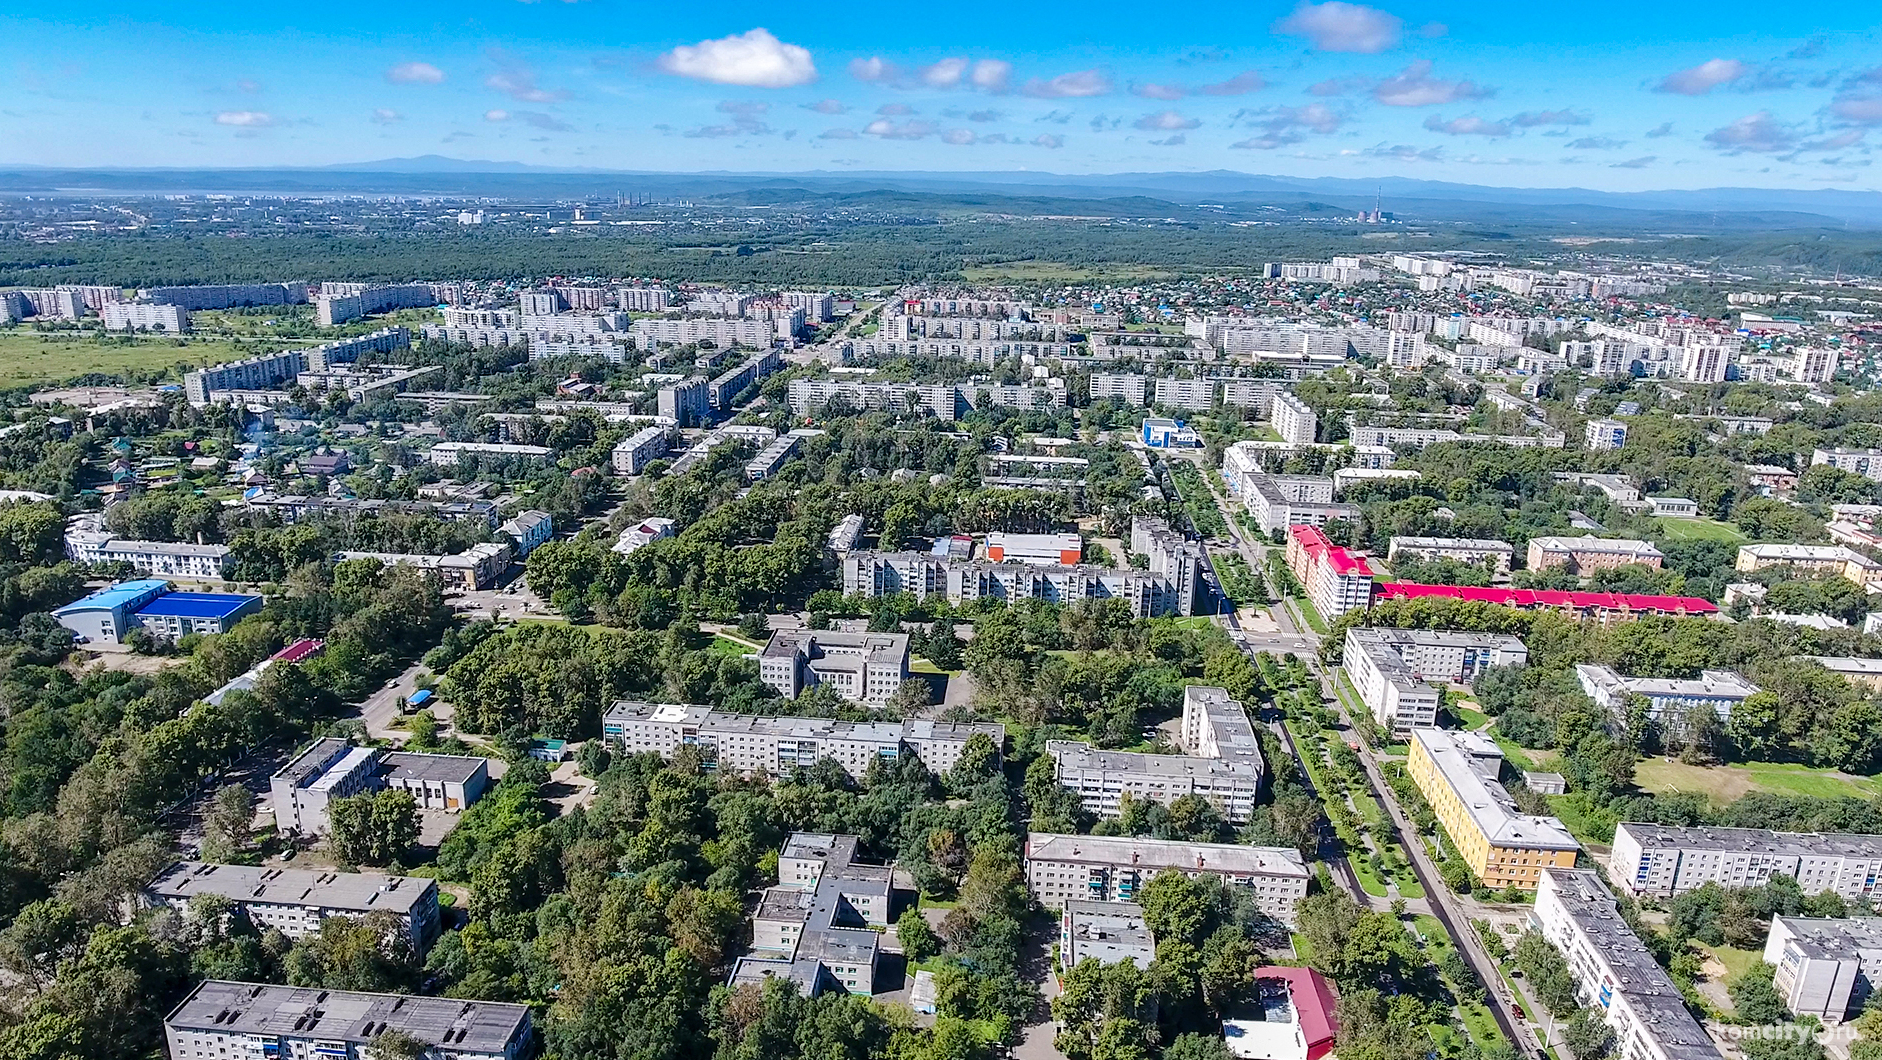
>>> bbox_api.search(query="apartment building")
[733,833,889,997]
[316,283,437,327]
[1347,425,1567,449]
[1285,525,1374,619]
[758,629,909,704]
[1736,543,1882,590]
[1223,440,1397,476]
[1763,915,1882,1023]
[1814,448,1882,482]
[1060,900,1157,971]
[270,738,489,836]
[165,981,531,1060]
[1792,347,1837,384]
[1406,728,1579,891]
[1344,628,1528,735]
[842,550,1191,618]
[1271,392,1317,444]
[601,701,1001,780]
[1047,685,1266,823]
[1584,418,1628,450]
[658,378,711,426]
[426,442,553,467]
[1154,376,1216,410]
[101,301,189,332]
[630,316,776,349]
[611,426,670,474]
[1386,536,1514,573]
[1525,535,1664,573]
[1610,822,1882,901]
[1373,583,1719,624]
[64,517,232,578]
[499,510,553,558]
[184,348,306,405]
[1024,833,1309,924]
[786,378,958,421]
[1241,471,1360,534]
[708,349,782,408]
[1130,515,1207,617]
[141,282,307,310]
[1533,869,1720,1060]
[1090,372,1148,405]
[619,286,673,312]
[1680,344,1730,383]
[143,862,441,952]
[1574,664,1759,725]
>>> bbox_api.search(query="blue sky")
[3,0,1880,190]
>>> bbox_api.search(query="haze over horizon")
[4,0,1880,193]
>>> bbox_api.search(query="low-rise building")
[65,516,232,578]
[613,517,676,555]
[986,531,1082,565]
[1386,536,1514,573]
[1526,535,1664,572]
[732,833,890,997]
[1736,543,1882,590]
[1373,582,1719,624]
[758,629,909,704]
[1574,664,1759,726]
[1223,966,1340,1060]
[611,425,670,474]
[603,701,1000,780]
[1801,656,1882,692]
[1024,833,1309,924]
[1048,685,1265,823]
[842,550,1192,618]
[1814,448,1882,483]
[1534,868,1720,1060]
[1343,628,1528,735]
[1142,417,1201,448]
[336,542,513,591]
[1060,900,1157,971]
[499,510,553,557]
[426,441,554,467]
[143,862,441,952]
[165,981,531,1060]
[269,738,489,836]
[127,590,264,640]
[1610,822,1882,901]
[1406,728,1579,891]
[1763,915,1882,1024]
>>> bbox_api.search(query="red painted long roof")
[1251,965,1338,1047]
[1374,582,1719,614]
[1288,524,1373,577]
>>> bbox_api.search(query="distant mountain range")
[5,157,1881,228]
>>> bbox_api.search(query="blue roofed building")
[52,579,171,646]
[134,591,264,640]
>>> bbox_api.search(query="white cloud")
[1703,111,1797,152]
[920,58,969,88]
[1033,133,1064,148]
[1150,133,1186,146]
[658,29,817,88]
[371,108,403,125]
[1611,156,1655,169]
[943,128,976,144]
[1197,71,1266,96]
[818,127,859,139]
[1134,109,1200,131]
[484,109,510,122]
[1508,110,1588,127]
[1424,115,1510,137]
[484,53,566,102]
[804,99,848,114]
[1645,122,1674,138]
[1229,102,1344,148]
[877,103,915,115]
[1565,136,1625,150]
[968,109,1002,122]
[1656,58,1747,95]
[972,60,1012,92]
[1363,143,1444,161]
[1832,96,1882,125]
[1133,83,1186,101]
[848,57,897,83]
[516,111,572,132]
[1371,61,1491,106]
[1803,129,1866,150]
[1022,69,1112,98]
[1272,2,1402,53]
[386,61,445,85]
[864,118,937,139]
[214,111,273,127]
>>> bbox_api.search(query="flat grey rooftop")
[167,981,528,1053]
[146,862,432,916]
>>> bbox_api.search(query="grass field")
[959,261,1177,282]
[0,330,246,388]
[709,634,759,656]
[1633,756,1882,802]
[1655,517,1746,542]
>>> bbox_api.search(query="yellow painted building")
[1407,728,1580,891]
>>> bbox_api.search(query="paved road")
[355,659,430,740]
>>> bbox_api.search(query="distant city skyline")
[2,0,1878,191]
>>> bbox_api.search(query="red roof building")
[270,638,325,664]
[1284,526,1374,620]
[1223,965,1339,1060]
[1374,582,1720,625]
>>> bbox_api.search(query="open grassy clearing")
[1632,756,1882,802]
[1654,517,1746,542]
[959,261,1179,282]
[0,330,245,388]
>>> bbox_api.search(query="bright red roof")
[1251,966,1338,1048]
[1374,582,1719,614]
[271,638,326,664]
[1289,524,1372,577]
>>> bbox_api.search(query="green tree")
[897,908,941,962]
[1730,962,1789,1023]
[327,788,419,866]
[1563,1008,1614,1060]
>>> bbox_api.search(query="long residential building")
[631,316,778,349]
[733,833,889,997]
[1406,728,1579,891]
[1610,822,1882,901]
[1373,583,1719,624]
[602,700,1002,780]
[65,516,232,578]
[1526,535,1664,571]
[1344,628,1528,735]
[102,301,189,332]
[1240,471,1360,534]
[1814,448,1882,483]
[841,550,1193,617]
[141,282,307,309]
[1024,833,1310,924]
[1386,536,1515,573]
[143,861,441,952]
[1285,525,1374,619]
[1047,685,1266,823]
[1130,515,1208,617]
[787,378,958,421]
[1534,868,1722,1060]
[1762,915,1882,1024]
[165,981,531,1060]
[1736,542,1882,590]
[611,425,670,474]
[1347,425,1566,449]
[1573,664,1758,725]
[1223,439,1397,472]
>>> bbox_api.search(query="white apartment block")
[143,861,440,952]
[1815,448,1882,483]
[735,833,889,997]
[759,629,910,704]
[1090,373,1148,405]
[630,316,776,349]
[783,291,836,321]
[1047,685,1266,823]
[426,442,553,466]
[1130,515,1207,617]
[1270,392,1317,444]
[165,982,530,1060]
[1526,535,1664,572]
[1534,868,1722,1060]
[1386,536,1514,573]
[1763,915,1882,1024]
[619,286,673,312]
[1584,418,1627,450]
[1574,664,1758,725]
[1025,833,1309,924]
[1792,347,1836,383]
[1344,628,1528,735]
[787,379,958,421]
[1680,344,1730,383]
[611,426,670,474]
[1611,822,1882,901]
[141,283,305,310]
[65,516,231,578]
[602,701,1001,780]
[843,551,1192,618]
[1154,376,1216,410]
[1239,471,1359,535]
[55,283,125,310]
[1223,439,1397,474]
[101,302,189,332]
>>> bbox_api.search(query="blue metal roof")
[134,591,262,620]
[53,579,171,615]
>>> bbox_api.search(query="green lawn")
[1655,517,1746,542]
[0,330,248,388]
[1701,943,1764,989]
[1633,756,1882,803]
[709,634,759,656]
[960,261,1177,282]
[1292,595,1328,634]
